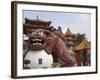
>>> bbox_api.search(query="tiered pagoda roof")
[74,39,91,51]
[23,17,52,30]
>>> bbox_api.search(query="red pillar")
[76,50,80,66]
[83,49,88,66]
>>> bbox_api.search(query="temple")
[23,17,52,34]
[65,28,75,49]
[74,39,91,66]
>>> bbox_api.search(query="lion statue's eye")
[39,32,44,36]
[32,32,36,35]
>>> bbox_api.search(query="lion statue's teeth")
[33,43,41,45]
[32,39,42,41]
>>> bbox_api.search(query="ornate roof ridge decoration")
[65,28,75,36]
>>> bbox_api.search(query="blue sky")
[23,10,91,41]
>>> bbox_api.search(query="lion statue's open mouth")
[31,38,44,46]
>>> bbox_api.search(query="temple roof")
[23,23,52,30]
[65,28,75,36]
[74,39,91,51]
[24,17,51,26]
[23,17,52,31]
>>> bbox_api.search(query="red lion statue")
[26,28,76,67]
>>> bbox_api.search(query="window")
[38,58,42,64]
